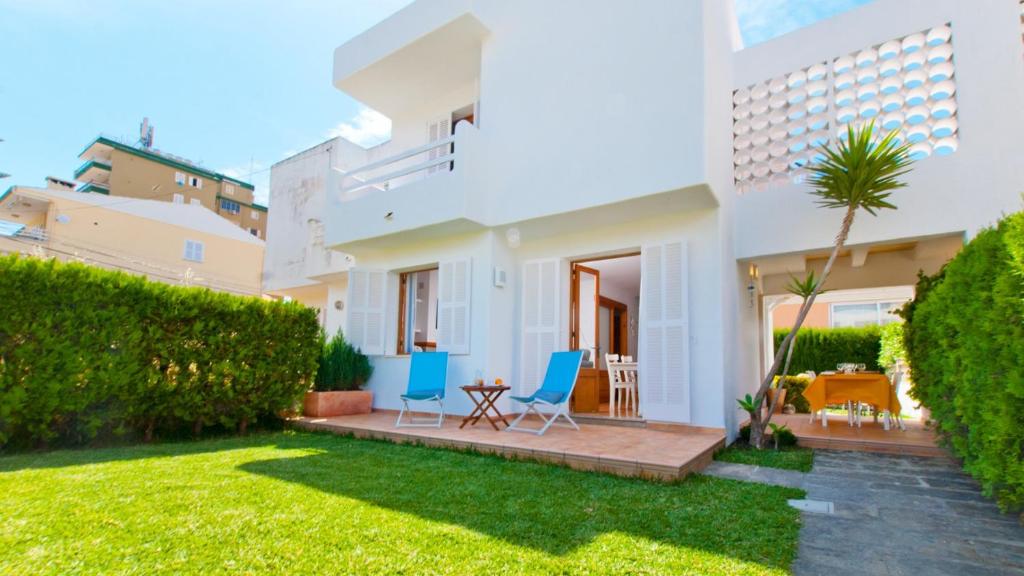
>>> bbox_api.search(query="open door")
[570,263,601,413]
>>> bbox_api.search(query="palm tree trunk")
[750,206,856,448]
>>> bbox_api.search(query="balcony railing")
[15,227,48,242]
[334,134,456,195]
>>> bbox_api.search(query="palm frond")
[785,270,825,300]
[805,121,913,216]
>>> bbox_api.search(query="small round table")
[459,384,511,430]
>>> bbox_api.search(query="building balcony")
[325,121,484,251]
[74,159,112,185]
[332,0,488,116]
[77,182,110,195]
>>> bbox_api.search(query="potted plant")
[303,330,375,417]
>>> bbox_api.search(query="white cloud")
[326,107,392,147]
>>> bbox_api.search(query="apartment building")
[1,181,264,295]
[75,136,267,239]
[265,0,1024,435]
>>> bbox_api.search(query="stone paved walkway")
[706,450,1024,575]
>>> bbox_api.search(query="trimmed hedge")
[903,212,1024,511]
[0,255,321,449]
[773,326,882,375]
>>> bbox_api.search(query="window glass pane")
[831,303,879,328]
[878,301,902,325]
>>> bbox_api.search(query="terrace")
[295,411,726,480]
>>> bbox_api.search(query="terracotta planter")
[766,388,787,415]
[303,390,373,417]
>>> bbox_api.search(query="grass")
[0,431,804,575]
[715,443,815,472]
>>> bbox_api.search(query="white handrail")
[341,154,454,194]
[334,134,458,195]
[338,135,455,180]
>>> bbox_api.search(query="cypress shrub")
[773,326,882,375]
[314,330,373,391]
[0,255,321,449]
[903,212,1024,512]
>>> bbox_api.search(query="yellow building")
[74,136,267,239]
[0,182,264,296]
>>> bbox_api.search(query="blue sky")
[0,0,871,205]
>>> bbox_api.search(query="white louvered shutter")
[346,268,387,356]
[437,258,471,354]
[639,241,690,422]
[520,259,560,395]
[427,116,451,174]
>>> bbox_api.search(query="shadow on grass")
[0,432,281,472]
[239,433,803,567]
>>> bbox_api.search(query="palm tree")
[745,121,913,449]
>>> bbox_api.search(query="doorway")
[569,253,641,418]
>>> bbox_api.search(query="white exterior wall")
[733,0,1024,259]
[264,138,357,293]
[262,0,1022,432]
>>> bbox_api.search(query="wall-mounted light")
[747,263,760,309]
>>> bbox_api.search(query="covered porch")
[294,411,726,480]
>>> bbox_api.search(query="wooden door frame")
[599,295,628,358]
[569,263,601,355]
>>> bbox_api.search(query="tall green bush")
[903,212,1024,512]
[0,255,321,448]
[772,326,882,375]
[314,330,373,392]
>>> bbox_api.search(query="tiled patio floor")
[293,412,726,480]
[774,413,945,457]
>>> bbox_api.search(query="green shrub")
[877,322,906,370]
[0,255,321,449]
[314,331,373,392]
[775,375,812,413]
[903,212,1024,512]
[772,426,798,448]
[773,326,882,374]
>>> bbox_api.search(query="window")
[190,198,202,207]
[172,193,184,204]
[251,210,260,221]
[249,228,259,237]
[174,172,185,186]
[183,239,205,262]
[831,301,903,328]
[225,184,235,196]
[219,198,241,214]
[190,176,203,189]
[397,268,439,354]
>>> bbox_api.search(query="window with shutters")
[183,239,205,262]
[397,267,439,354]
[172,193,184,204]
[346,269,387,356]
[639,241,690,423]
[426,116,452,174]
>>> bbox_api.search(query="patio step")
[572,414,647,428]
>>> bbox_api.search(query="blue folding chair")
[395,351,449,428]
[506,350,584,435]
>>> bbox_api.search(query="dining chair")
[886,370,906,431]
[619,355,638,417]
[605,353,630,417]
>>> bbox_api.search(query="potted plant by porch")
[304,330,375,417]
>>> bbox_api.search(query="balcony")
[332,0,488,116]
[74,159,112,185]
[325,121,484,250]
[78,182,110,195]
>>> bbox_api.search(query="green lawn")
[715,444,815,472]
[0,431,804,575]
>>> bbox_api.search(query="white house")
[264,0,1024,436]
